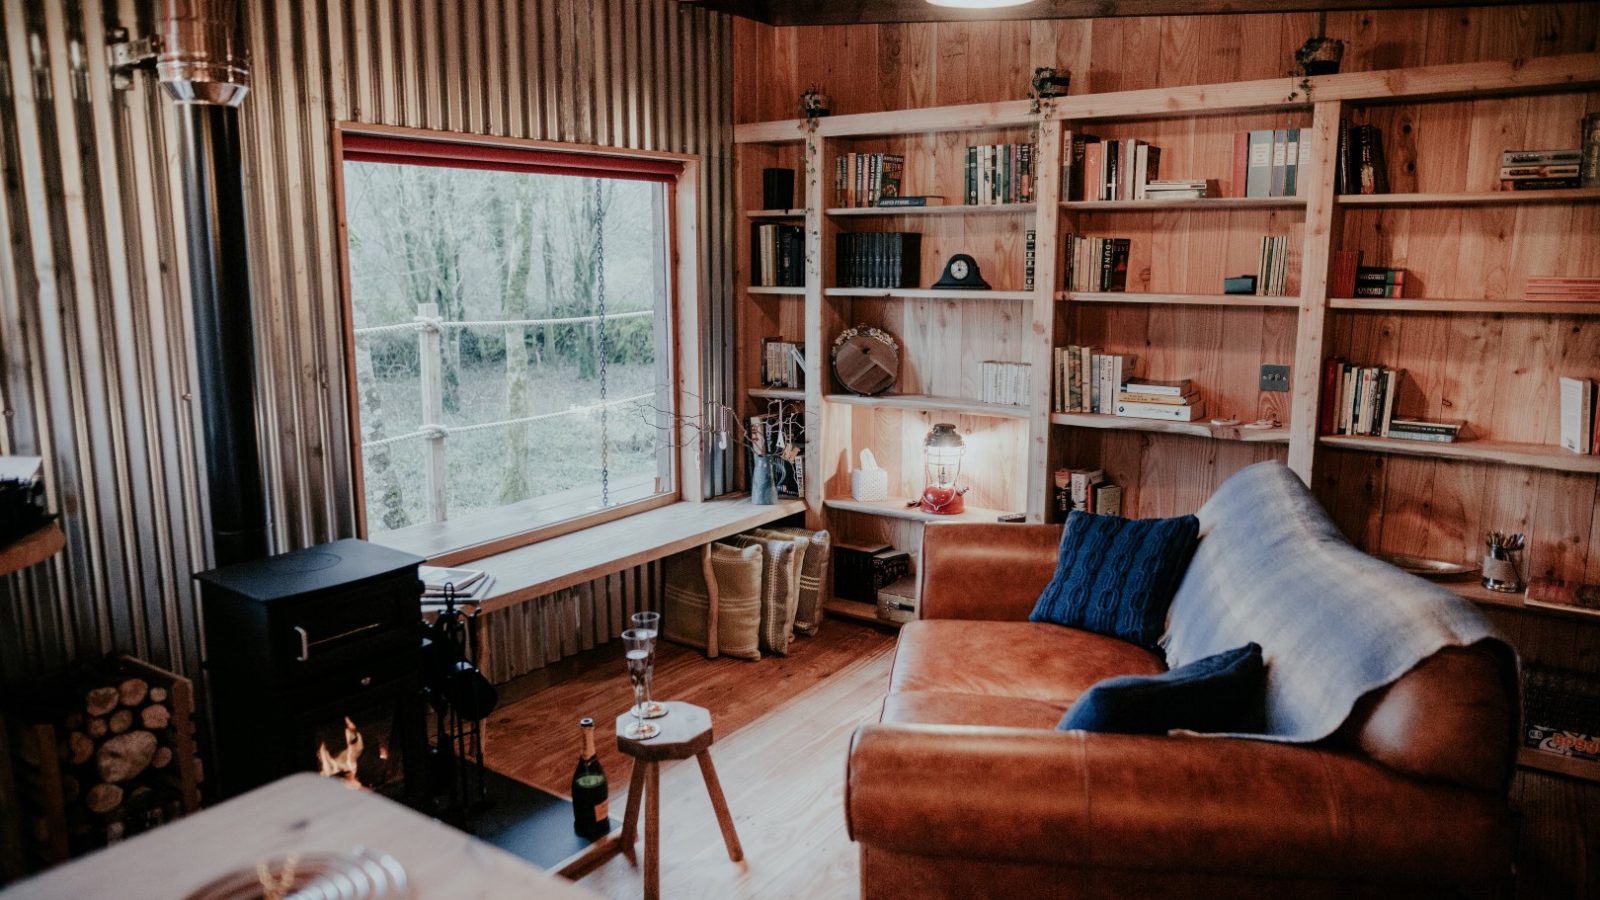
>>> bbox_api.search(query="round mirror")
[831,325,899,396]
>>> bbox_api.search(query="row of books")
[1064,135,1161,201]
[1232,130,1306,198]
[1054,467,1123,517]
[1052,346,1139,414]
[834,232,921,289]
[834,152,904,207]
[750,223,804,287]
[418,566,493,603]
[760,338,804,390]
[1336,123,1389,195]
[1256,235,1292,297]
[1062,234,1131,292]
[980,361,1032,406]
[965,143,1036,205]
[1559,376,1599,456]
[1501,148,1582,191]
[1318,360,1461,442]
[1527,276,1600,302]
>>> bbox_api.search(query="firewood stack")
[3,656,200,871]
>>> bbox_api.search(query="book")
[1093,483,1123,517]
[1501,177,1581,190]
[1069,468,1105,512]
[1584,114,1600,188]
[1270,128,1288,197]
[1386,417,1462,435]
[1115,399,1207,421]
[1330,249,1362,298]
[1559,376,1595,454]
[1123,378,1192,396]
[1500,164,1581,178]
[1117,390,1197,405]
[1502,149,1581,165]
[1284,127,1301,196]
[1024,228,1037,290]
[420,565,486,593]
[1232,131,1249,198]
[1246,130,1272,198]
[875,195,945,207]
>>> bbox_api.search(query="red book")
[1232,132,1249,198]
[1319,356,1345,435]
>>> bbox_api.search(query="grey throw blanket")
[1163,461,1514,742]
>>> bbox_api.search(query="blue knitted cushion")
[1057,643,1265,734]
[1028,510,1200,649]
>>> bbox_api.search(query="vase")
[751,455,777,505]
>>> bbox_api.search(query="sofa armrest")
[918,523,1061,621]
[846,723,1512,884]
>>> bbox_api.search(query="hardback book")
[1123,378,1192,396]
[1386,418,1462,436]
[1232,132,1250,198]
[1503,149,1582,165]
[1283,128,1301,196]
[1246,130,1273,198]
[1115,400,1206,421]
[1385,427,1458,443]
[875,195,945,207]
[1501,177,1581,190]
[1330,250,1362,298]
[1501,164,1581,178]
[1583,114,1600,188]
[1559,376,1596,455]
[1117,390,1197,405]
[1270,128,1289,197]
[1070,468,1105,512]
[1093,483,1123,517]
[420,565,486,594]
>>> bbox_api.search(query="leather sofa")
[845,495,1518,898]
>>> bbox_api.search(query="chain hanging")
[594,178,610,507]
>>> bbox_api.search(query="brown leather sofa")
[845,522,1518,900]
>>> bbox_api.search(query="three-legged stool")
[615,701,743,900]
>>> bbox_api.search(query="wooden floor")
[484,620,897,899]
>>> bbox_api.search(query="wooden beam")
[687,0,1587,27]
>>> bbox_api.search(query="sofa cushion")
[1058,642,1265,735]
[889,620,1165,707]
[1029,511,1200,650]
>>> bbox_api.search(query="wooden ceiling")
[681,0,1566,26]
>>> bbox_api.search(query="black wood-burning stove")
[196,539,431,808]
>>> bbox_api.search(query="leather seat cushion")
[886,620,1166,724]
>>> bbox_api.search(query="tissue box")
[850,467,889,501]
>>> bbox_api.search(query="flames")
[316,716,365,789]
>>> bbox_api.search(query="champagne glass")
[621,629,659,740]
[630,611,666,719]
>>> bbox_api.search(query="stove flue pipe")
[159,0,269,566]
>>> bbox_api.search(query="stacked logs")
[5,656,200,869]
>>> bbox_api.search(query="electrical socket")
[1260,364,1290,392]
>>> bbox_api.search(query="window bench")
[465,497,805,615]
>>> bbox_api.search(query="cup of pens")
[1482,532,1525,594]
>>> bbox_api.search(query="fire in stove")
[316,717,365,788]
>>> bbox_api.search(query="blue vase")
[751,455,777,505]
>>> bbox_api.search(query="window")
[337,129,689,558]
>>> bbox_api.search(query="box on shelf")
[876,576,919,624]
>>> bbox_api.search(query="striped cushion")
[754,527,830,636]
[723,532,801,655]
[1029,511,1200,651]
[662,543,763,660]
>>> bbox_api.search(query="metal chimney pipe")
[159,0,269,565]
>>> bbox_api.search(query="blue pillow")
[1028,510,1200,649]
[1058,643,1266,735]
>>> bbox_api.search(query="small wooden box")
[876,576,920,624]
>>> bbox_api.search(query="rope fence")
[362,391,654,448]
[352,309,652,337]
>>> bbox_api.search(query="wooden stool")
[615,701,743,900]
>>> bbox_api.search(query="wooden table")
[0,773,596,899]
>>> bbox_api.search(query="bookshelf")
[734,52,1600,638]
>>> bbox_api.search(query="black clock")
[931,253,990,290]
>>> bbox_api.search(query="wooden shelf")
[748,387,804,401]
[1329,297,1600,315]
[1337,188,1600,208]
[825,393,1031,419]
[1443,580,1600,625]
[744,208,806,218]
[1061,196,1306,212]
[825,287,1034,301]
[746,285,805,296]
[1059,290,1301,308]
[823,598,903,629]
[1517,748,1600,784]
[823,496,1017,524]
[826,202,1033,217]
[0,522,65,578]
[1318,435,1600,475]
[1051,412,1290,443]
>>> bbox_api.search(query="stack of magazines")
[418,565,494,604]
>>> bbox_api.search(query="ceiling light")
[925,0,1035,8]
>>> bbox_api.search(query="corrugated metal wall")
[0,0,734,688]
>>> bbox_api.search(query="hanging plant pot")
[1295,36,1345,77]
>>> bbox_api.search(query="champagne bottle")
[571,717,610,838]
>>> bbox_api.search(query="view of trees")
[344,162,671,533]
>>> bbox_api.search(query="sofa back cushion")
[1164,462,1517,792]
